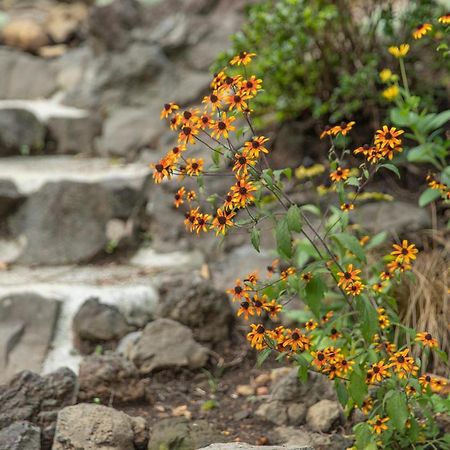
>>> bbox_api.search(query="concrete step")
[0,155,151,265]
[0,250,204,380]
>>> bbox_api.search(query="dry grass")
[396,233,450,376]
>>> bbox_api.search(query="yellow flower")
[438,13,450,24]
[379,68,393,83]
[368,415,389,434]
[230,51,256,66]
[382,85,399,101]
[388,44,410,58]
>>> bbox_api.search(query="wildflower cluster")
[152,45,450,450]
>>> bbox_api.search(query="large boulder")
[148,417,219,450]
[0,180,24,218]
[78,352,145,403]
[0,293,60,383]
[0,109,46,156]
[72,298,133,354]
[128,318,209,374]
[305,400,343,433]
[9,181,113,265]
[52,403,148,450]
[155,274,234,344]
[0,421,41,450]
[0,368,78,449]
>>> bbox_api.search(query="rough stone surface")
[155,274,234,344]
[47,114,102,155]
[306,400,343,433]
[256,369,335,426]
[128,318,209,374]
[52,403,147,450]
[272,426,352,450]
[0,109,46,156]
[0,368,78,449]
[353,201,430,235]
[0,49,57,100]
[199,445,313,450]
[0,421,41,450]
[72,298,133,354]
[0,180,24,218]
[78,352,145,403]
[148,417,219,450]
[9,181,112,265]
[0,293,60,383]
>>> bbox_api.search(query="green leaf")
[301,204,321,216]
[365,231,387,250]
[423,109,450,132]
[357,299,378,343]
[257,348,272,367]
[251,227,261,252]
[346,176,360,187]
[286,204,303,232]
[348,370,368,407]
[276,218,292,259]
[212,149,221,167]
[379,163,400,178]
[331,233,366,262]
[304,275,325,318]
[335,380,348,407]
[386,391,408,432]
[354,422,374,449]
[419,188,441,207]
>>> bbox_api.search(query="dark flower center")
[239,187,247,195]
[373,366,380,373]
[363,144,370,150]
[257,325,265,334]
[183,127,191,135]
[292,332,300,340]
[385,132,392,139]
[318,353,325,361]
[202,116,209,124]
[238,156,247,164]
[344,272,351,279]
[225,76,233,85]
[218,122,227,130]
[336,169,343,176]
[210,94,218,103]
[402,248,408,255]
[246,81,253,88]
[164,103,171,110]
[251,140,260,148]
[241,301,249,308]
[218,216,227,225]
[234,286,242,294]
[340,122,347,129]
[239,51,247,58]
[234,95,241,103]
[425,375,431,381]
[254,300,262,307]
[425,333,432,340]
[172,147,180,154]
[174,194,180,200]
[183,111,192,119]
[191,163,198,170]
[226,194,232,202]
[155,164,164,172]
[398,356,405,363]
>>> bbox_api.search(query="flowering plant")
[152,30,450,450]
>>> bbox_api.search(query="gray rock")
[52,403,147,450]
[0,48,57,100]
[129,318,209,374]
[0,109,46,156]
[0,293,60,383]
[78,352,145,403]
[353,201,430,235]
[148,417,219,450]
[97,107,165,157]
[47,114,102,155]
[10,181,112,265]
[0,368,78,449]
[72,298,133,354]
[306,400,343,433]
[87,0,143,53]
[255,401,288,426]
[155,274,234,344]
[272,426,351,450]
[199,445,313,450]
[0,421,41,450]
[0,180,24,218]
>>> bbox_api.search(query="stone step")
[0,155,152,265]
[0,251,204,381]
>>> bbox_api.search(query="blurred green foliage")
[215,0,449,124]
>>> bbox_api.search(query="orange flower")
[247,324,266,349]
[202,91,223,111]
[340,202,354,212]
[331,121,355,136]
[151,157,173,183]
[263,299,282,318]
[415,332,438,348]
[330,167,350,182]
[368,415,389,434]
[181,108,200,126]
[230,178,256,207]
[185,158,204,176]
[211,208,235,235]
[232,151,257,176]
[211,112,236,139]
[237,300,255,320]
[173,187,185,208]
[320,125,332,139]
[230,51,256,66]
[169,114,182,130]
[160,102,179,119]
[211,71,226,90]
[367,361,390,384]
[391,240,418,263]
[337,264,362,288]
[243,136,270,158]
[374,126,404,149]
[345,281,364,296]
[226,279,250,302]
[241,75,262,97]
[283,328,310,352]
[178,125,199,145]
[439,13,450,24]
[226,92,250,111]
[412,23,432,39]
[194,212,211,234]
[184,207,200,232]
